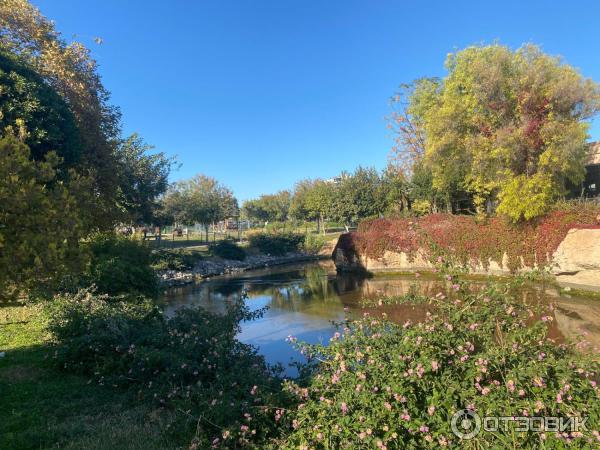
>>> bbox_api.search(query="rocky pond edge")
[157,252,331,288]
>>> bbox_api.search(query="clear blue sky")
[33,0,600,201]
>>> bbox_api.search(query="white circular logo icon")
[451,409,481,439]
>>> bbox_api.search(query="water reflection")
[163,261,600,374]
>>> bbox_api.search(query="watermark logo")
[451,410,481,439]
[450,410,588,439]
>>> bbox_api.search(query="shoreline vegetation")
[153,232,337,287]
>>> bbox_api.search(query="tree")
[163,175,238,241]
[0,50,82,168]
[331,167,386,228]
[0,136,91,300]
[291,179,335,234]
[387,80,434,174]
[410,43,600,221]
[115,133,174,226]
[242,191,291,224]
[0,0,123,228]
[380,165,411,215]
[389,78,470,213]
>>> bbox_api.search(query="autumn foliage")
[341,203,600,271]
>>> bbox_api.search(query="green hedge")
[210,239,246,260]
[248,232,305,256]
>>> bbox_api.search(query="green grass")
[0,304,176,450]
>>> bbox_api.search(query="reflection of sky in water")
[163,261,365,375]
[163,261,600,375]
[238,293,346,376]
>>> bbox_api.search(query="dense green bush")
[248,232,305,256]
[210,239,246,260]
[302,233,326,254]
[281,268,600,448]
[85,233,159,298]
[150,248,203,271]
[45,289,288,448]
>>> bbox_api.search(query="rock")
[0,352,5,358]
[552,228,600,289]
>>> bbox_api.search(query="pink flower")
[556,393,563,404]
[428,405,436,415]
[481,387,490,395]
[419,425,429,433]
[341,402,348,414]
[431,360,439,371]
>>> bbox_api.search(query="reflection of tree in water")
[244,265,343,313]
[211,280,245,297]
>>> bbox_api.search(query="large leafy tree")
[0,0,123,227]
[0,51,82,168]
[162,175,238,241]
[289,179,335,234]
[115,133,174,225]
[388,78,461,212]
[242,191,291,223]
[0,136,91,299]
[331,167,386,227]
[410,44,600,221]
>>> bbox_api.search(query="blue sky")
[33,0,600,201]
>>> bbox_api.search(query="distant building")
[325,176,343,185]
[582,142,600,197]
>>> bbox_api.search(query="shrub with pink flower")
[281,270,600,449]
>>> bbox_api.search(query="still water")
[164,261,600,375]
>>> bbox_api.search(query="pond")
[163,260,600,375]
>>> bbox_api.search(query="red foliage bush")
[344,204,599,272]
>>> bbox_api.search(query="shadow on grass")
[0,343,179,450]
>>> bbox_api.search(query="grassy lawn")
[0,305,176,450]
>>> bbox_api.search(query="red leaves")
[340,205,599,272]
